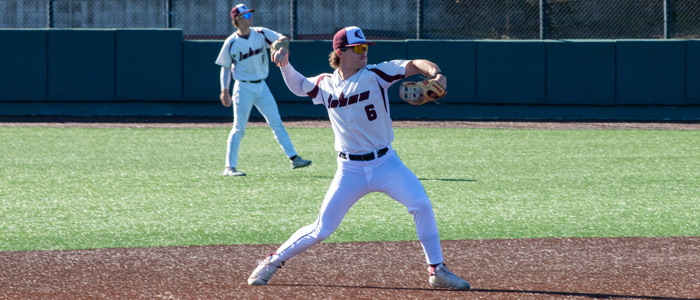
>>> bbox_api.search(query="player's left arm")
[405,59,446,89]
[258,27,287,47]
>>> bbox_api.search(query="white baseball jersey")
[305,60,408,154]
[215,27,283,81]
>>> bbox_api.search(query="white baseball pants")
[275,148,445,265]
[226,81,297,168]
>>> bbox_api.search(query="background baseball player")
[247,26,470,289]
[215,4,311,176]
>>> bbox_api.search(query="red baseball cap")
[333,26,376,50]
[231,4,254,19]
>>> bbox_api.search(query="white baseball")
[272,48,288,65]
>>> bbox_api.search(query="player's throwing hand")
[271,48,288,67]
[270,38,290,67]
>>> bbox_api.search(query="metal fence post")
[166,0,173,28]
[664,0,676,39]
[290,0,297,40]
[540,0,548,39]
[416,0,423,39]
[48,0,54,28]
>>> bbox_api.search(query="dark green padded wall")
[3,30,699,120]
[687,40,700,104]
[116,29,183,101]
[48,29,115,101]
[616,40,686,105]
[0,30,47,101]
[476,41,545,104]
[183,40,224,102]
[546,40,616,105]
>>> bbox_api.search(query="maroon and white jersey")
[306,60,408,153]
[215,27,282,81]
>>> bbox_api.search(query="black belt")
[239,79,264,83]
[339,147,389,161]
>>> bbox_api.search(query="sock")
[269,254,284,267]
[289,155,297,161]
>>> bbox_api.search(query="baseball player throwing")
[247,26,470,289]
[215,4,311,176]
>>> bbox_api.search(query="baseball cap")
[230,4,255,19]
[333,26,376,50]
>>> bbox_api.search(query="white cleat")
[248,254,283,285]
[291,155,312,169]
[223,167,246,176]
[429,263,471,290]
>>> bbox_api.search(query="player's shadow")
[418,178,477,182]
[274,284,699,300]
[308,176,477,182]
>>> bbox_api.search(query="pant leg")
[276,159,370,262]
[253,82,297,158]
[370,151,444,265]
[225,82,256,168]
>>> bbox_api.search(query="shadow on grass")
[418,178,477,182]
[307,176,477,182]
[274,284,699,300]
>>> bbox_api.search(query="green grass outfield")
[1,126,699,252]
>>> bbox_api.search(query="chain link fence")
[674,0,700,38]
[547,0,664,39]
[1,0,699,40]
[422,0,540,40]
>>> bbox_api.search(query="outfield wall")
[1,29,699,120]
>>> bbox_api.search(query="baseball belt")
[338,147,389,161]
[239,79,264,83]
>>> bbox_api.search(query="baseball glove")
[398,79,447,105]
[270,38,289,52]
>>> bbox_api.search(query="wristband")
[431,71,444,79]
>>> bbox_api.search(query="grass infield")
[1,126,699,252]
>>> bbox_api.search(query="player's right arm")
[215,37,236,107]
[220,67,232,107]
[279,63,329,105]
[279,63,312,97]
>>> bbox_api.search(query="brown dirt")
[1,115,700,130]
[2,116,699,299]
[0,238,698,299]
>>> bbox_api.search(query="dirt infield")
[1,237,699,299]
[2,115,700,130]
[2,116,699,299]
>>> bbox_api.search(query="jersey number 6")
[364,104,377,121]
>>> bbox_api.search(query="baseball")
[272,48,288,65]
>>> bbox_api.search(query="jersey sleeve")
[215,38,234,68]
[305,74,332,105]
[367,60,409,89]
[255,27,283,48]
[279,64,330,105]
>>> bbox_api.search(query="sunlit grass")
[1,126,698,251]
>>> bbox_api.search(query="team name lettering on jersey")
[327,91,370,109]
[237,47,264,62]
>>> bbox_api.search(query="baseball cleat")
[291,155,312,169]
[248,253,283,285]
[428,263,471,290]
[223,167,246,176]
